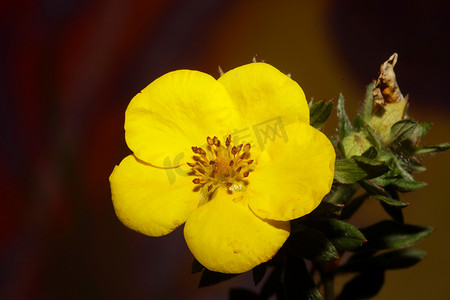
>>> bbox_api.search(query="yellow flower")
[109,63,335,274]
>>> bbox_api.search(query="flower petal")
[218,62,309,130]
[184,188,290,274]
[246,122,335,221]
[109,155,198,236]
[125,70,234,166]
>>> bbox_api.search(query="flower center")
[188,135,255,194]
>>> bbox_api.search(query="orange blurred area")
[1,0,449,299]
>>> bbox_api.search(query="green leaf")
[360,220,434,251]
[373,195,409,207]
[380,200,404,223]
[339,248,426,273]
[389,119,417,145]
[362,81,377,121]
[288,225,339,262]
[391,178,427,192]
[414,143,450,155]
[199,269,238,287]
[301,219,366,251]
[334,157,390,184]
[284,254,324,300]
[337,270,384,300]
[310,100,333,129]
[337,93,353,140]
[252,263,266,286]
[229,289,258,300]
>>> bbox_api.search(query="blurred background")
[1,0,449,299]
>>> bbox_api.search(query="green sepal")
[310,100,333,129]
[288,225,339,262]
[323,183,359,205]
[191,257,204,274]
[362,81,377,121]
[338,248,426,273]
[359,220,434,251]
[336,270,384,300]
[414,143,450,155]
[301,219,366,251]
[388,119,417,146]
[252,263,267,286]
[361,145,378,159]
[353,114,382,151]
[334,157,390,184]
[414,121,433,139]
[306,201,343,219]
[198,269,238,287]
[337,93,353,140]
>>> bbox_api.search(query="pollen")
[188,135,256,194]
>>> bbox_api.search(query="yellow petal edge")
[184,188,290,274]
[110,155,198,237]
[246,122,335,221]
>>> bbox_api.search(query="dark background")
[1,0,449,299]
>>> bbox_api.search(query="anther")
[237,144,243,152]
[243,172,249,178]
[243,143,251,153]
[191,146,198,153]
[231,146,238,155]
[192,178,201,184]
[247,160,254,165]
[196,168,205,174]
[239,153,246,160]
[209,160,215,165]
[197,148,206,155]
[226,182,232,187]
[229,160,234,167]
[225,135,231,147]
[236,166,242,174]
[213,136,219,146]
[207,136,214,145]
[208,184,213,191]
[187,162,196,167]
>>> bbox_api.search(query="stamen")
[188,135,256,195]
[231,146,238,155]
[213,136,220,147]
[225,135,231,147]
